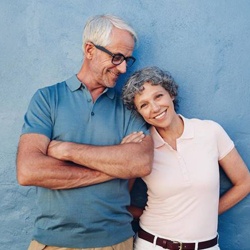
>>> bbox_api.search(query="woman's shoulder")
[185,116,221,127]
[183,116,226,134]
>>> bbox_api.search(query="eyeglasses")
[91,43,136,68]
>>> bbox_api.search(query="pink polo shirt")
[140,116,234,242]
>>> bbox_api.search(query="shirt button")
[91,112,94,116]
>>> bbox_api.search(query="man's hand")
[121,131,145,144]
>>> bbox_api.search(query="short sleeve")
[211,121,234,160]
[21,88,53,139]
[124,110,150,136]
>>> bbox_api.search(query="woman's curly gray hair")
[122,66,179,111]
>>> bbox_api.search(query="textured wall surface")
[0,1,249,249]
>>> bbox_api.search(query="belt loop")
[153,235,158,247]
[194,240,198,250]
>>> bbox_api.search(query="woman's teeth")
[155,111,166,119]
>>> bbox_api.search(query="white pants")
[134,237,220,250]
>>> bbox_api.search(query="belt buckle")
[173,241,183,250]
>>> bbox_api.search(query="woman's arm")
[218,147,250,214]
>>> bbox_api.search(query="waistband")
[138,228,218,250]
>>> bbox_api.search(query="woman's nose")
[151,102,160,112]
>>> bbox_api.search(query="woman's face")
[134,82,176,128]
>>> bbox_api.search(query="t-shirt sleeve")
[21,88,53,139]
[211,121,234,160]
[124,111,150,136]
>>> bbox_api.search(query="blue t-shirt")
[22,75,149,248]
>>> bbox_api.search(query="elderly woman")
[122,66,250,250]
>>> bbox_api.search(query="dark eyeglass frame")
[91,43,136,67]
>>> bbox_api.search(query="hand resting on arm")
[17,131,153,189]
[47,132,153,179]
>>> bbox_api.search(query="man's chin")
[105,81,116,88]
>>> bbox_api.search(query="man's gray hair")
[82,14,137,52]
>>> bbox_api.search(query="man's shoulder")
[36,79,66,91]
[36,76,76,95]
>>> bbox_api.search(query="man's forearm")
[17,154,114,189]
[48,135,153,179]
[17,134,114,190]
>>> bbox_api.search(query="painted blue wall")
[0,1,249,249]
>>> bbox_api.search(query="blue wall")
[0,1,249,249]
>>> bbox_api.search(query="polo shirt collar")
[178,115,194,139]
[105,88,115,99]
[66,75,82,91]
[151,115,194,149]
[65,74,115,99]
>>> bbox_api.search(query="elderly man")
[17,14,153,250]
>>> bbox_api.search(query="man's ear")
[84,43,95,59]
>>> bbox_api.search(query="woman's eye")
[140,103,147,109]
[155,94,163,99]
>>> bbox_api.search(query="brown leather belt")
[138,229,218,250]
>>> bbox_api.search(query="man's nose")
[116,60,127,74]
